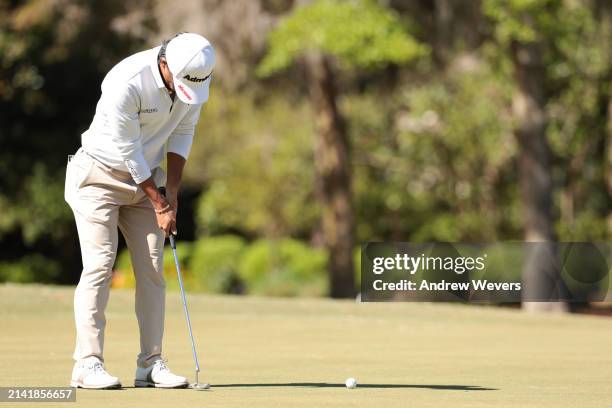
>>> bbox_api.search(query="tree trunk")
[601,1,612,237]
[433,0,453,65]
[607,91,612,236]
[511,40,567,313]
[303,52,355,298]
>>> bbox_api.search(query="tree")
[0,0,155,282]
[597,0,612,236]
[257,0,426,297]
[484,0,570,312]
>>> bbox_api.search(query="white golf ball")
[345,377,357,389]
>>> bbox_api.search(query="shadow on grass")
[212,383,497,391]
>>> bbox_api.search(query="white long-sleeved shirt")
[81,46,204,183]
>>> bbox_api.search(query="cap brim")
[174,76,210,104]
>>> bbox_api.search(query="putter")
[169,231,210,390]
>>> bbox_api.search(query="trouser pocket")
[64,150,94,206]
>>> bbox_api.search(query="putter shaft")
[169,235,201,380]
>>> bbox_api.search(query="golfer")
[64,33,215,389]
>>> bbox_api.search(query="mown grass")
[0,283,610,407]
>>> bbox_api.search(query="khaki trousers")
[65,148,166,366]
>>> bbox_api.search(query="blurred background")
[1,0,611,306]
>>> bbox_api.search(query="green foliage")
[2,0,612,290]
[0,0,152,283]
[557,212,609,242]
[545,3,609,240]
[193,92,319,238]
[483,0,561,44]
[237,239,328,296]
[0,254,61,283]
[353,246,361,287]
[162,242,194,291]
[163,242,194,274]
[349,61,518,242]
[0,163,73,245]
[257,0,427,76]
[189,235,246,293]
[17,164,73,244]
[485,0,610,241]
[114,237,328,297]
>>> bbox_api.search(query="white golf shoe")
[70,357,121,389]
[134,358,188,388]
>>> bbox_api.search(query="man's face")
[159,58,175,93]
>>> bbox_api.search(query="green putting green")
[0,283,610,407]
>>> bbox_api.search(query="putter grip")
[158,186,177,249]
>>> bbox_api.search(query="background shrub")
[0,254,61,283]
[238,239,328,297]
[189,235,246,293]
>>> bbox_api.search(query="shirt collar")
[150,46,166,89]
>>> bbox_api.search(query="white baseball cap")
[165,33,215,104]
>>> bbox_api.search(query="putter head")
[189,382,211,390]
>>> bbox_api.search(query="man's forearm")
[166,152,186,193]
[139,176,176,236]
[137,152,185,215]
[139,178,169,211]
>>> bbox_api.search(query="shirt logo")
[183,73,210,83]
[178,84,192,100]
[141,108,158,113]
